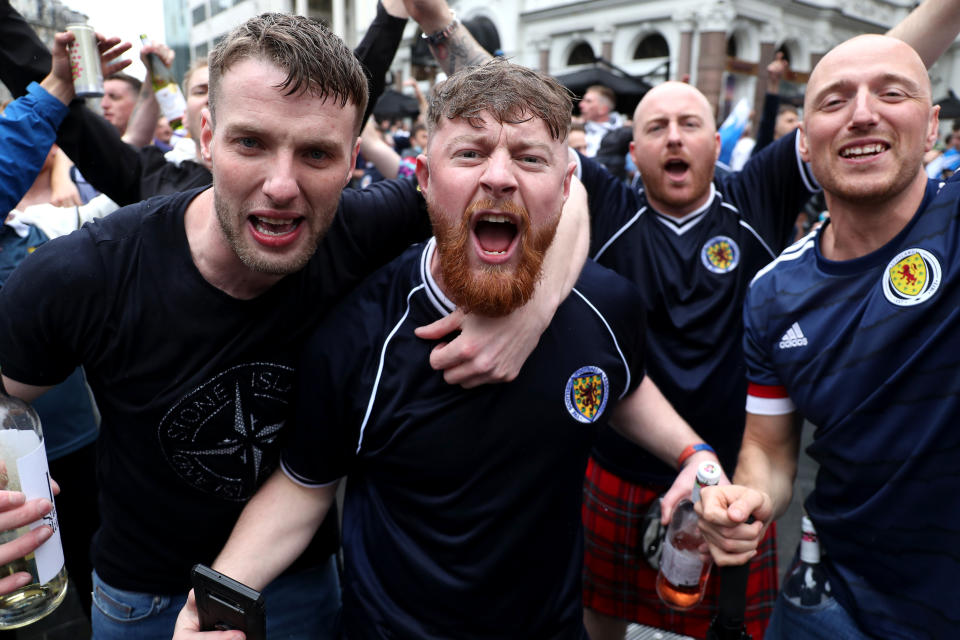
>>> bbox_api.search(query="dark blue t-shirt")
[283,239,646,639]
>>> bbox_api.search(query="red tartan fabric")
[582,457,777,640]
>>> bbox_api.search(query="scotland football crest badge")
[882,248,941,307]
[564,366,609,424]
[701,235,740,274]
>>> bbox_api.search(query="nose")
[849,87,879,129]
[479,149,518,199]
[665,120,683,146]
[261,152,300,205]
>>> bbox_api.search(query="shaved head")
[805,35,932,116]
[800,33,939,216]
[634,82,716,134]
[629,81,721,217]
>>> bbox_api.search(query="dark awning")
[935,89,960,120]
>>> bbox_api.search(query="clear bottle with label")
[782,515,833,607]
[0,393,67,628]
[656,460,722,610]
[140,34,186,130]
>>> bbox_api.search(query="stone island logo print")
[882,248,941,307]
[564,366,609,424]
[701,235,740,274]
[158,363,293,501]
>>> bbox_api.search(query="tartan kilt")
[582,456,778,640]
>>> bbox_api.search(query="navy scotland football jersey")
[581,132,818,482]
[744,177,960,639]
[282,239,646,640]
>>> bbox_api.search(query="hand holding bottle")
[140,35,186,130]
[696,484,772,566]
[0,491,56,595]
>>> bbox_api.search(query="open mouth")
[473,213,518,257]
[839,142,889,159]
[248,214,304,248]
[251,215,302,236]
[664,158,689,178]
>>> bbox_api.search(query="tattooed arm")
[402,0,492,74]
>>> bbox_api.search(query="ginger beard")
[429,197,559,317]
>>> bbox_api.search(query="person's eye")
[307,149,327,161]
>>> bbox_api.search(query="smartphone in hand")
[191,564,266,640]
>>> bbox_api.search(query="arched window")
[726,35,738,58]
[633,33,668,59]
[568,42,595,66]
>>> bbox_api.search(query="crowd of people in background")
[1,0,960,639]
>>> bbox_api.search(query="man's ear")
[925,105,941,153]
[798,123,811,163]
[199,108,214,164]
[562,161,575,202]
[415,153,430,197]
[344,138,360,188]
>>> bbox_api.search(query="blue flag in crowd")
[718,98,751,166]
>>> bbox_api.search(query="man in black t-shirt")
[172,57,720,640]
[0,15,586,640]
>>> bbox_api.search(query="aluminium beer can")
[66,24,104,98]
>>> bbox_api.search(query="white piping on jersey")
[750,234,816,287]
[793,131,821,194]
[592,184,721,258]
[654,183,717,236]
[571,287,631,399]
[420,238,455,316]
[738,220,777,260]
[356,282,426,454]
[593,207,648,260]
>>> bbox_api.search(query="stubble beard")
[214,189,331,276]
[815,154,922,208]
[429,198,558,317]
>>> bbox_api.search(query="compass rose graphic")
[159,363,294,501]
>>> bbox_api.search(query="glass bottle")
[656,460,722,610]
[782,515,833,607]
[140,34,187,130]
[0,394,67,628]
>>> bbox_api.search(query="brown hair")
[425,58,573,141]
[207,12,368,133]
[585,84,615,108]
[182,59,209,95]
[105,72,142,95]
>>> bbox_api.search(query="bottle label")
[17,442,64,584]
[660,537,703,587]
[155,84,187,122]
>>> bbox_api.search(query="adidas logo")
[778,322,808,349]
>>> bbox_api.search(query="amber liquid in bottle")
[655,460,721,610]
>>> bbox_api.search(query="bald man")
[698,26,960,640]
[578,76,817,640]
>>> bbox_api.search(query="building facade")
[179,0,959,132]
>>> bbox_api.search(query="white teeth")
[482,249,507,255]
[841,143,886,158]
[480,214,510,223]
[254,216,299,236]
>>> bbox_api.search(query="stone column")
[697,31,727,118]
[673,13,696,82]
[694,0,735,117]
